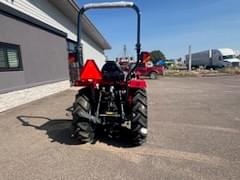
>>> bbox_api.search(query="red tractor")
[70,2,148,145]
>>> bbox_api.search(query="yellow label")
[106,112,115,115]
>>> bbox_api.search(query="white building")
[0,0,111,112]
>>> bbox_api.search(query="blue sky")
[77,0,240,59]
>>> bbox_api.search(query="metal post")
[188,45,192,71]
[76,9,85,68]
[123,45,127,58]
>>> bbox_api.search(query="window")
[0,42,23,71]
[223,55,234,60]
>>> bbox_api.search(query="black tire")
[131,89,148,145]
[72,88,95,143]
[149,72,157,79]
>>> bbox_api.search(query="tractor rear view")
[70,2,148,145]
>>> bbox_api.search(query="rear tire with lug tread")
[131,89,148,145]
[72,88,95,143]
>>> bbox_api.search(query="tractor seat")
[101,61,125,81]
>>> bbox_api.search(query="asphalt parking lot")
[0,76,240,180]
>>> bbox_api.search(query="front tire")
[131,89,148,145]
[72,88,95,143]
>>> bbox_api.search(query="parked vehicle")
[156,59,175,69]
[118,60,131,71]
[129,62,164,79]
[186,48,240,69]
[156,60,166,67]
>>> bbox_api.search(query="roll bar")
[76,1,141,81]
[83,2,135,10]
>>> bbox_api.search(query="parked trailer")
[186,48,240,68]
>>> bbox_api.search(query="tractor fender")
[128,80,147,89]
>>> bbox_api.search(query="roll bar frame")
[76,1,141,81]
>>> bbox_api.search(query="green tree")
[150,50,166,64]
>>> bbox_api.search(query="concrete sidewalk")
[0,81,70,112]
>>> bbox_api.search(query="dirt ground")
[0,76,240,180]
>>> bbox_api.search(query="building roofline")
[0,2,67,38]
[68,0,111,50]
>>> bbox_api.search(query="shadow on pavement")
[17,115,79,145]
[17,115,136,148]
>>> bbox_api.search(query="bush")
[219,67,240,74]
[164,70,199,77]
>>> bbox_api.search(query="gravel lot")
[0,76,240,180]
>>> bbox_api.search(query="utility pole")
[188,45,192,71]
[123,45,127,58]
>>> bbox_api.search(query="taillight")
[68,53,77,64]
